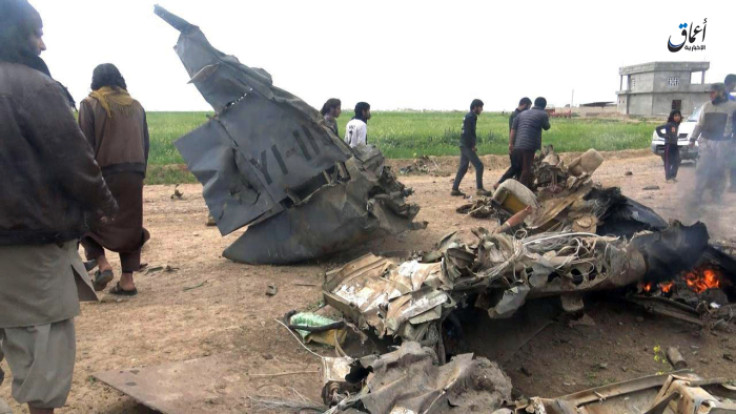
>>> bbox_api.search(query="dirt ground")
[2,151,736,413]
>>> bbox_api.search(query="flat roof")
[619,61,709,75]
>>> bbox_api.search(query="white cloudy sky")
[33,0,735,112]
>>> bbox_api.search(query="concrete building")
[617,62,711,117]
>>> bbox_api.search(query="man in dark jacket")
[509,97,532,131]
[451,99,492,196]
[0,1,117,413]
[689,83,736,206]
[510,97,551,189]
[495,97,532,188]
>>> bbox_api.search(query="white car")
[650,104,702,163]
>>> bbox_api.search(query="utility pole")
[570,89,574,119]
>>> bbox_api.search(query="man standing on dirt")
[689,83,736,206]
[451,99,492,196]
[509,97,551,189]
[724,74,736,192]
[0,1,117,413]
[494,97,532,188]
[344,102,370,147]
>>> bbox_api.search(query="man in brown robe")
[0,1,117,412]
[78,63,150,296]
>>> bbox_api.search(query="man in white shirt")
[344,101,371,147]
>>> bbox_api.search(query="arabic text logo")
[668,19,707,52]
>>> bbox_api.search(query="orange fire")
[684,268,721,294]
[640,282,653,293]
[659,281,674,293]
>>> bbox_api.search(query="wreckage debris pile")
[317,147,736,413]
[322,341,512,413]
[323,146,736,367]
[154,6,424,265]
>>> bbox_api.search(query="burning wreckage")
[325,147,736,353]
[154,6,424,265]
[92,8,736,414]
[318,148,736,412]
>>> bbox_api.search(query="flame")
[640,282,653,293]
[659,281,674,293]
[684,268,721,293]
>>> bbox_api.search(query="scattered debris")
[145,264,179,274]
[643,185,661,191]
[666,347,688,369]
[170,184,183,200]
[516,371,736,414]
[398,155,443,176]
[205,214,216,227]
[456,198,500,219]
[323,219,714,351]
[155,6,424,265]
[625,170,633,176]
[324,341,512,413]
[286,311,347,348]
[265,284,278,297]
[182,280,207,291]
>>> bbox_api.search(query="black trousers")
[452,146,484,190]
[497,153,521,185]
[664,143,680,180]
[497,149,535,188]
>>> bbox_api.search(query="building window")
[631,77,636,88]
[668,77,679,87]
[672,100,682,111]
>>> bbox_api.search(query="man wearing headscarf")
[0,1,117,412]
[78,63,151,296]
[689,83,736,206]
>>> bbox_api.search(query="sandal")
[93,269,114,292]
[109,282,138,296]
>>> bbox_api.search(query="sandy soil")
[2,151,736,413]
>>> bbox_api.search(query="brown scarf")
[89,86,135,118]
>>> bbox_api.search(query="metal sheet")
[155,6,422,263]
[94,352,319,414]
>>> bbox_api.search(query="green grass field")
[145,111,657,184]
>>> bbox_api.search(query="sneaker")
[450,189,465,197]
[476,188,493,197]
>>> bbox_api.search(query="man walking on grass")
[451,99,492,197]
[509,97,551,189]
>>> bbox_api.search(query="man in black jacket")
[0,2,117,413]
[509,97,551,188]
[494,97,532,188]
[451,99,492,196]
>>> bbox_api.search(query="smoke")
[680,139,734,240]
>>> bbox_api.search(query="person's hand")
[508,144,514,154]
